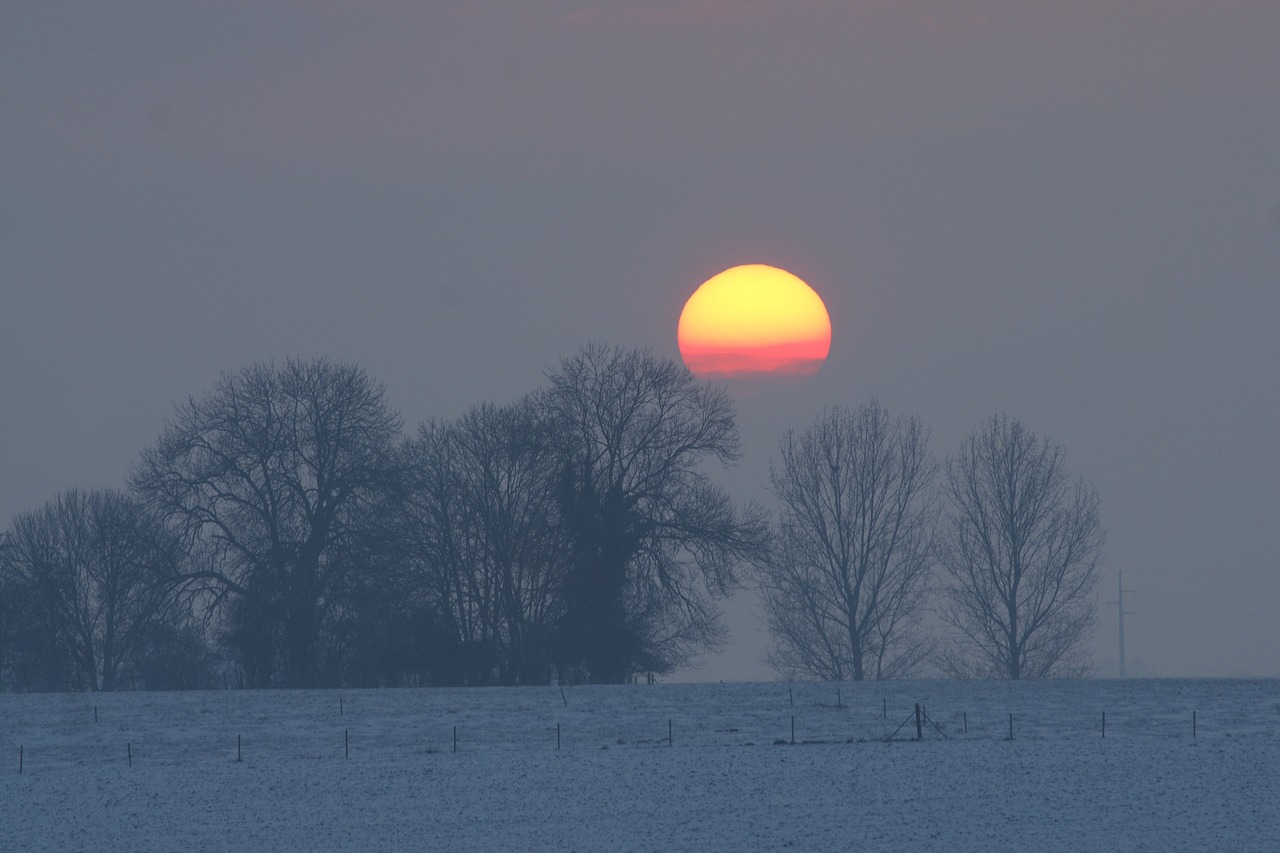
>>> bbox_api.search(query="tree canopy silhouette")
[133,357,401,688]
[543,344,768,683]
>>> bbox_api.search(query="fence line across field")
[10,698,1221,773]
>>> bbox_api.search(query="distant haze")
[3,2,1278,679]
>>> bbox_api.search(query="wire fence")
[3,679,1276,773]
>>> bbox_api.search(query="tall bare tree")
[452,401,569,683]
[132,357,401,687]
[396,399,570,685]
[396,418,492,684]
[543,344,768,683]
[757,402,937,681]
[937,414,1104,679]
[4,489,181,691]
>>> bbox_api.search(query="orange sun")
[678,264,832,379]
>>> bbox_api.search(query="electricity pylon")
[1110,571,1137,677]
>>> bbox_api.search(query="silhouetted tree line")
[0,348,1104,692]
[0,346,768,690]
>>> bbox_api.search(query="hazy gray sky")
[4,1,1278,679]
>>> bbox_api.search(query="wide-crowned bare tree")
[133,357,401,688]
[4,489,181,691]
[937,414,1104,679]
[758,402,937,681]
[544,344,768,683]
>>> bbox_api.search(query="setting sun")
[678,264,832,379]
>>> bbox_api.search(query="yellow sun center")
[678,264,832,378]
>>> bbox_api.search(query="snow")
[2,680,1277,851]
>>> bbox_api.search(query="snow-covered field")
[2,679,1276,851]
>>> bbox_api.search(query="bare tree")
[0,532,21,689]
[757,402,937,681]
[396,399,570,685]
[4,489,181,691]
[132,357,401,688]
[937,414,1104,679]
[451,401,569,683]
[397,418,494,684]
[543,344,768,683]
[0,524,72,690]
